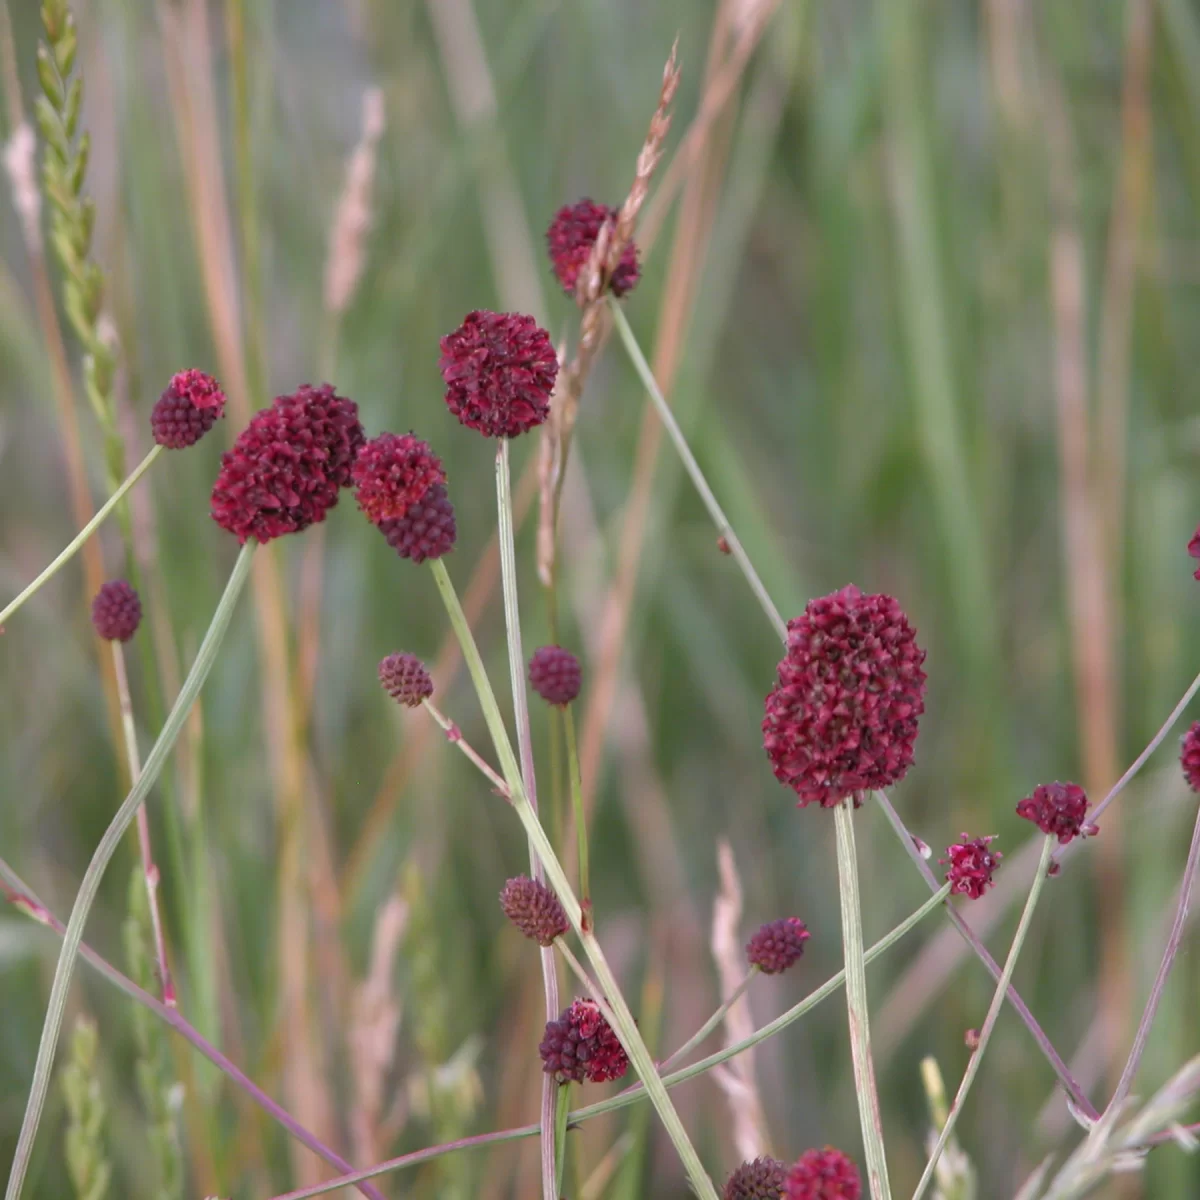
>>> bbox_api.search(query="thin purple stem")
[0,859,388,1200]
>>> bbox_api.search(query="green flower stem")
[4,541,255,1200]
[428,553,720,1200]
[262,883,953,1200]
[835,800,892,1199]
[0,444,162,630]
[911,835,1056,1200]
[661,968,757,1070]
[562,705,590,910]
[608,297,786,643]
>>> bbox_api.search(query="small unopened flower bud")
[499,876,568,946]
[724,1156,786,1200]
[528,645,581,706]
[746,917,809,975]
[378,653,432,707]
[151,369,226,448]
[91,581,141,642]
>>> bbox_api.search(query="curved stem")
[422,699,510,798]
[661,969,756,1070]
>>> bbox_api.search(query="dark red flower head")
[528,645,581,706]
[940,834,1002,899]
[746,917,810,975]
[1182,721,1200,792]
[439,310,558,438]
[379,483,457,563]
[352,432,445,526]
[91,580,141,642]
[763,585,927,809]
[500,876,569,946]
[539,998,628,1085]
[783,1148,861,1200]
[211,384,364,544]
[546,199,640,300]
[724,1156,787,1200]
[1189,527,1200,580]
[1016,781,1098,844]
[378,652,433,707]
[151,369,226,448]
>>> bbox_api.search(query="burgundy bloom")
[763,585,927,809]
[1189,527,1200,580]
[546,198,640,299]
[746,917,810,975]
[724,1157,787,1200]
[352,432,445,526]
[528,645,581,706]
[783,1148,861,1200]
[1016,781,1098,844]
[539,998,628,1085]
[378,652,433,707]
[439,310,558,438]
[500,876,569,946]
[151,369,226,448]
[91,580,141,642]
[379,483,457,563]
[211,384,364,544]
[940,835,1002,899]
[1182,722,1200,792]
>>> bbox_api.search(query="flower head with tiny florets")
[546,198,640,299]
[783,1148,861,1200]
[538,998,628,1085]
[151,369,226,449]
[940,835,1002,899]
[499,876,569,946]
[1016,781,1098,844]
[378,653,432,708]
[763,585,927,809]
[528,645,582,706]
[724,1156,787,1200]
[1182,722,1200,792]
[91,580,141,642]
[379,483,457,563]
[1189,527,1200,580]
[746,917,810,975]
[439,310,558,439]
[352,432,445,526]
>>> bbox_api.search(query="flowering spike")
[352,432,445,525]
[783,1147,862,1200]
[746,917,810,975]
[538,998,628,1084]
[1182,721,1200,792]
[379,482,457,563]
[546,199,640,299]
[91,580,141,642]
[151,369,226,448]
[724,1156,787,1200]
[528,645,581,706]
[1015,781,1098,844]
[499,876,568,946]
[378,653,432,707]
[940,834,1002,899]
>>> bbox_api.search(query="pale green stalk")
[562,705,590,909]
[4,542,255,1200]
[661,969,756,1070]
[911,836,1056,1200]
[0,445,161,629]
[836,801,892,1199]
[554,938,605,1008]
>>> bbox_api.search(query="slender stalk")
[563,705,590,909]
[428,555,720,1200]
[835,801,891,1199]
[422,699,511,797]
[4,541,255,1200]
[0,859,388,1200]
[0,445,162,629]
[111,641,175,1006]
[555,938,606,1007]
[660,969,756,1070]
[912,836,1056,1200]
[607,298,786,642]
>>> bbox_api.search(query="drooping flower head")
[783,1148,861,1200]
[1182,721,1200,792]
[746,917,810,975]
[1016,781,1098,845]
[1189,527,1200,580]
[546,198,640,299]
[724,1156,787,1200]
[378,652,433,708]
[763,585,927,809]
[91,580,141,642]
[539,998,628,1085]
[211,384,364,544]
[151,369,226,448]
[352,432,445,526]
[500,876,569,946]
[439,310,558,438]
[528,645,582,706]
[379,483,457,563]
[940,835,1002,899]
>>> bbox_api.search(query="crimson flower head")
[724,1156,786,1200]
[379,483,457,563]
[783,1148,861,1200]
[1182,722,1200,792]
[763,585,927,809]
[500,876,569,946]
[352,433,445,525]
[539,998,628,1085]
[378,652,433,708]
[91,580,141,642]
[940,834,1002,899]
[546,198,640,299]
[151,369,226,448]
[1016,781,1098,844]
[528,645,581,706]
[746,917,810,975]
[211,384,364,544]
[1189,527,1200,580]
[439,310,558,438]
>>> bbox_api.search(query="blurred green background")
[2,0,1199,1196]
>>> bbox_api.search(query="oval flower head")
[1016,781,1098,845]
[784,1147,861,1200]
[723,1156,787,1200]
[763,585,927,808]
[538,998,628,1085]
[546,198,640,299]
[151,369,226,448]
[940,835,1002,899]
